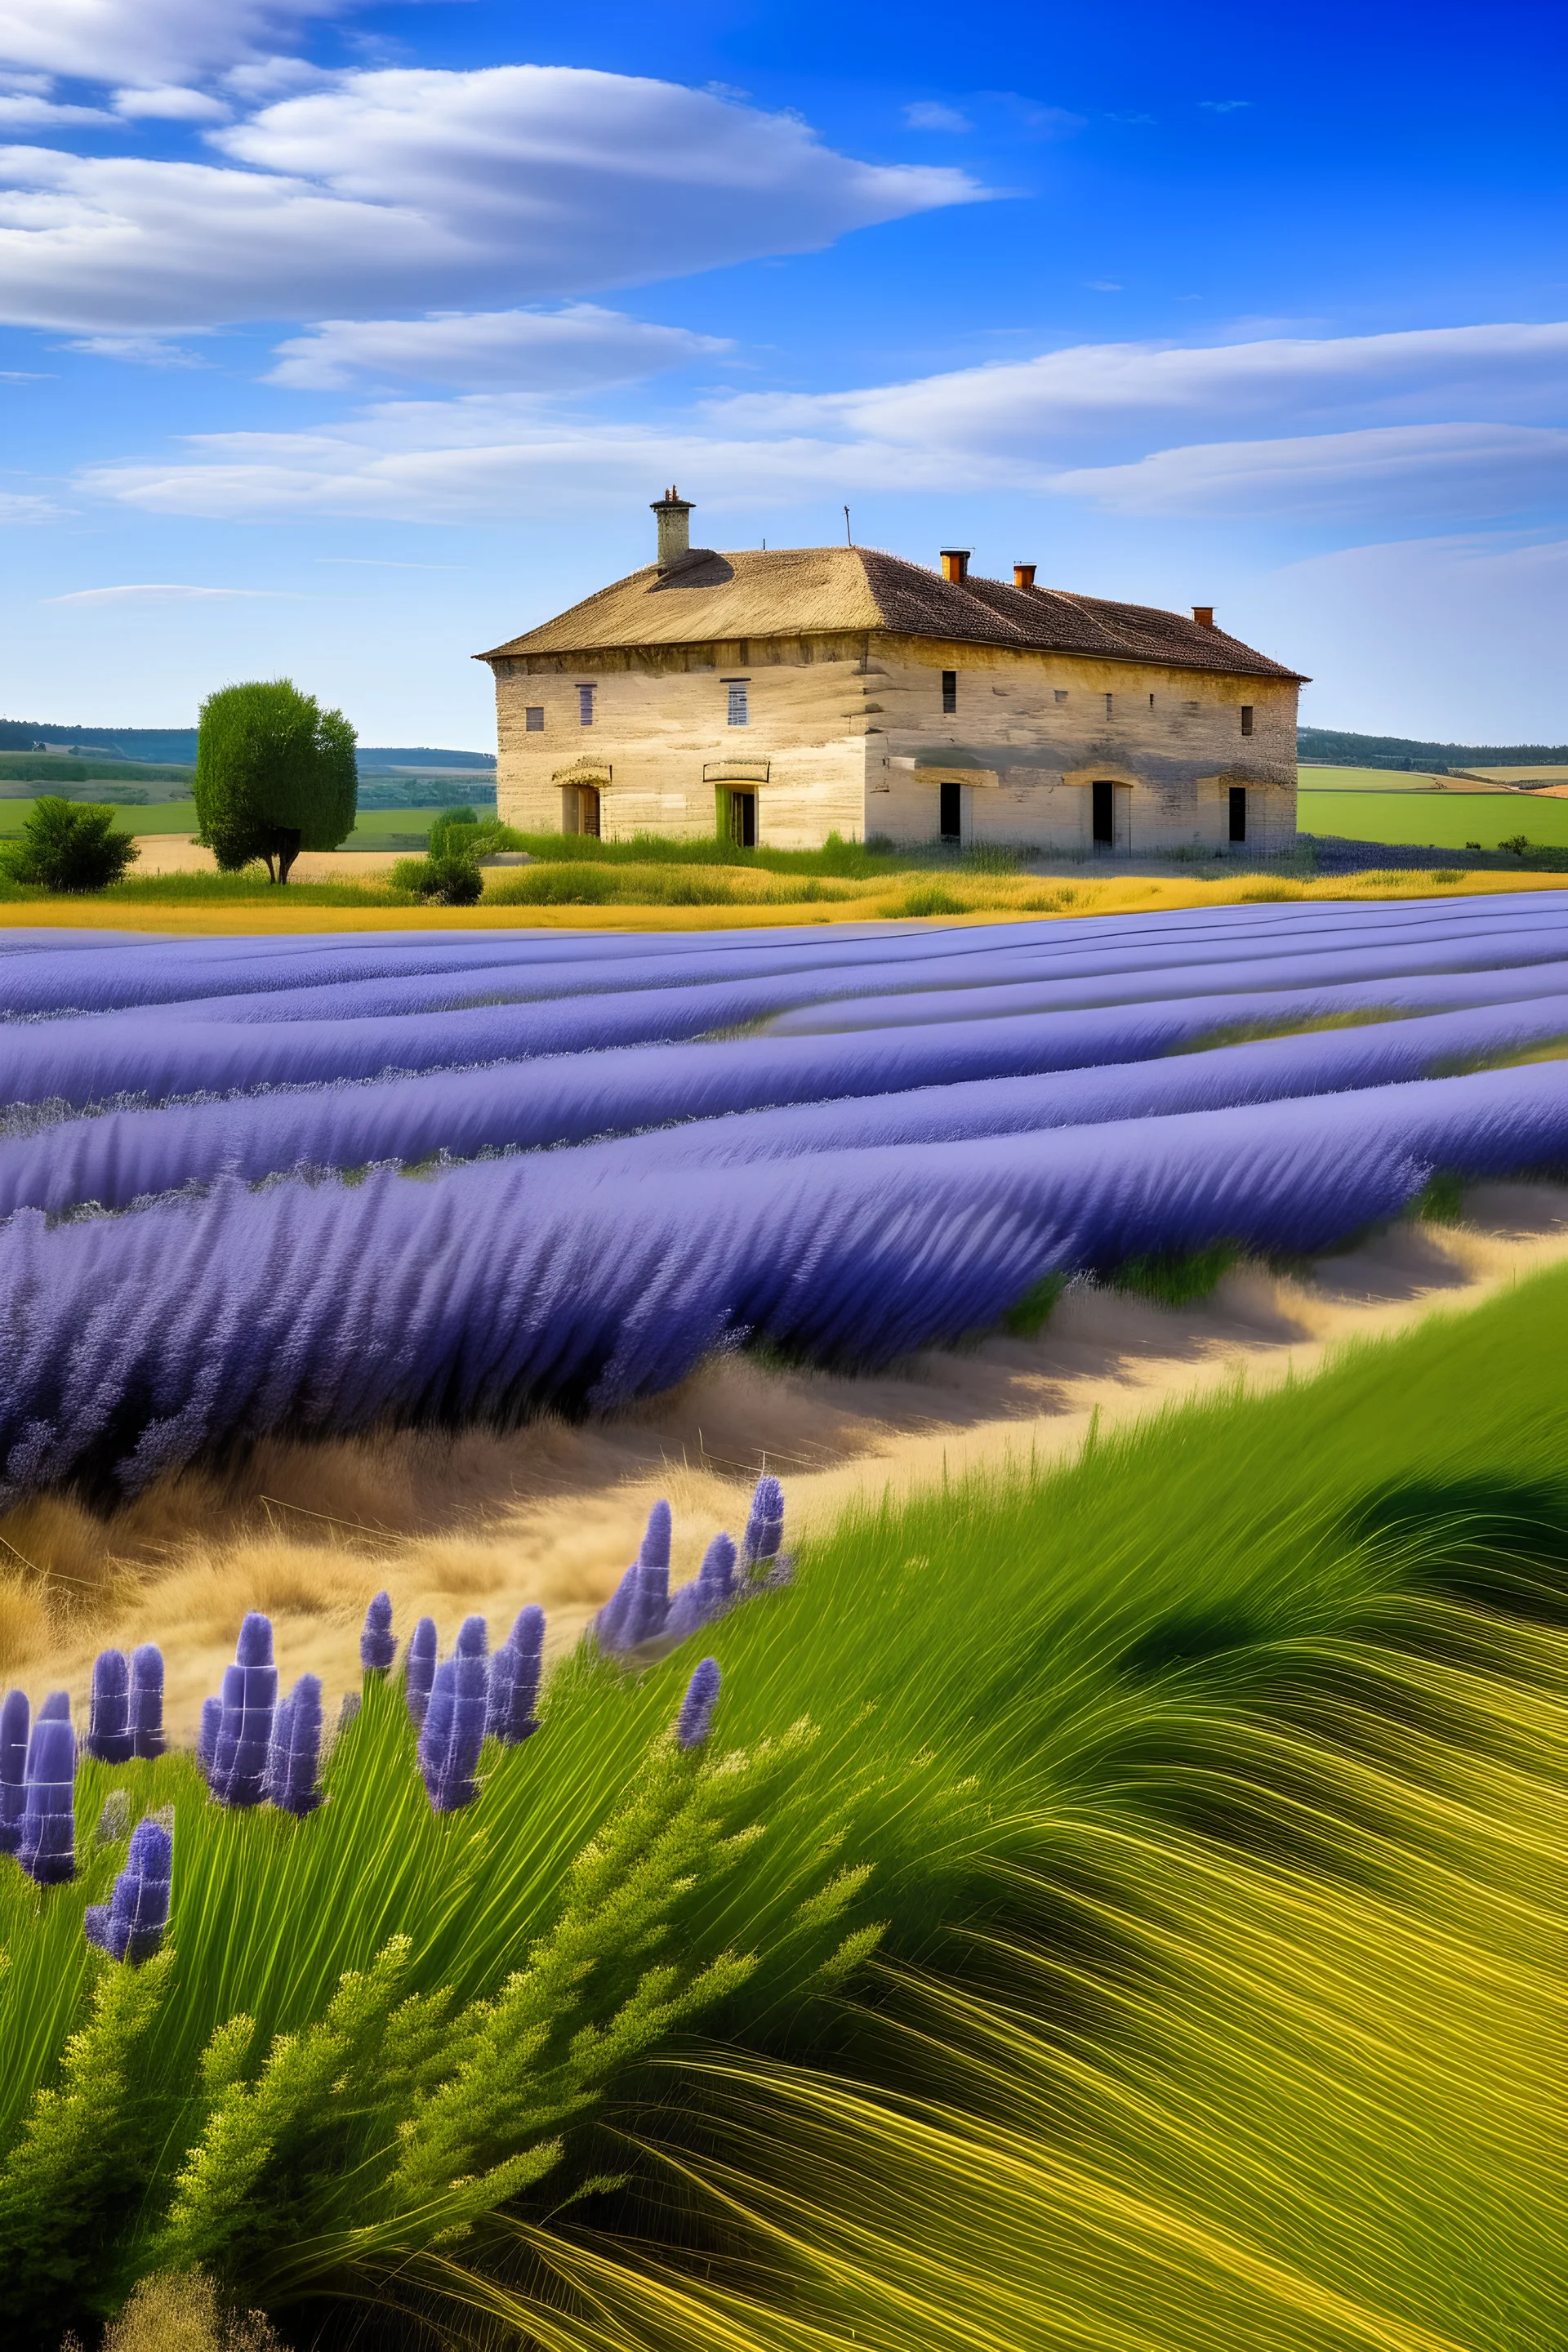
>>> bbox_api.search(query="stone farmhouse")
[477,492,1306,857]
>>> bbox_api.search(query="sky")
[0,0,1565,748]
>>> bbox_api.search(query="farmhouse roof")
[477,546,1304,683]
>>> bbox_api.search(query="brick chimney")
[1013,563,1036,589]
[651,486,693,570]
[940,548,970,583]
[1192,604,1215,628]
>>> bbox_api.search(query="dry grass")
[88,2272,285,2352]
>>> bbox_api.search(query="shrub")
[390,853,483,906]
[0,800,138,893]
[194,682,357,885]
[1500,833,1530,855]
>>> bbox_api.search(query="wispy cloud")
[903,100,972,132]
[45,582,301,604]
[268,304,728,393]
[66,334,206,367]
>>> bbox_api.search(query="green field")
[1298,763,1460,791]
[1298,786,1568,851]
[0,800,451,848]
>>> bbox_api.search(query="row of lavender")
[0,1483,784,1959]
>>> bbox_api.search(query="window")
[1241,705,1254,737]
[1104,693,1115,719]
[724,679,750,727]
[577,684,596,726]
[1229,786,1248,843]
[1054,688,1069,705]
[1148,693,1156,708]
[524,706,544,732]
[942,670,957,714]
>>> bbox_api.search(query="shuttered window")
[577,685,595,726]
[525,706,544,731]
[725,680,750,726]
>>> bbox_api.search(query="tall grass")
[9,1263,1568,2341]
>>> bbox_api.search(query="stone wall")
[488,628,1298,853]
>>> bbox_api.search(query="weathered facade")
[478,494,1306,856]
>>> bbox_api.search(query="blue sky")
[0,0,1564,746]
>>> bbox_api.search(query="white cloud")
[1200,100,1250,113]
[0,92,116,124]
[904,101,972,132]
[66,332,204,365]
[708,321,1568,461]
[0,67,983,331]
[0,487,52,516]
[1049,422,1568,519]
[0,1,345,85]
[267,303,728,391]
[46,582,298,603]
[112,84,231,122]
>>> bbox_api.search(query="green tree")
[194,680,357,885]
[0,800,139,892]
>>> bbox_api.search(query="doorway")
[724,788,758,849]
[1228,786,1248,844]
[939,780,962,841]
[563,782,601,837]
[1092,779,1115,848]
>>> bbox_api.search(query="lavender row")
[9,940,1568,1141]
[7,982,1568,1219]
[0,1062,1564,1504]
[0,895,1539,1018]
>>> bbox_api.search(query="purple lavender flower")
[265,1674,323,1817]
[86,1649,133,1766]
[360,1590,396,1676]
[663,1531,737,1644]
[84,1814,172,1962]
[38,1690,70,1722]
[0,1688,29,1857]
[19,1708,76,1884]
[208,1613,277,1808]
[675,1658,721,1751]
[487,1606,544,1745]
[593,1500,674,1654]
[405,1616,438,1730]
[740,1477,785,1571]
[418,1617,488,1810]
[197,1696,222,1779]
[129,1646,164,1761]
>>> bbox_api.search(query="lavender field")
[4,893,1568,1504]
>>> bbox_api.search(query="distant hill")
[0,722,494,773]
[1300,726,1568,772]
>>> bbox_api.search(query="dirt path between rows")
[11,1180,1568,1740]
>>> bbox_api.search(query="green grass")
[10,1267,1568,2344]
[0,798,198,836]
[0,757,194,786]
[1299,786,1568,852]
[0,871,403,911]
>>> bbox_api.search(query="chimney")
[1013,563,1036,590]
[651,485,693,570]
[1192,604,1215,628]
[940,548,970,584]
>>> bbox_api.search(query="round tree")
[194,679,357,884]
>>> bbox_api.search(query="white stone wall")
[488,628,1298,853]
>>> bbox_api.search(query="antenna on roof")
[844,505,853,546]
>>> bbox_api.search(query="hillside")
[1300,724,1568,770]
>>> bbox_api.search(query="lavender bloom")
[0,1688,29,1857]
[594,1500,674,1655]
[675,1659,721,1751]
[129,1645,165,1761]
[84,1814,172,1963]
[19,1710,76,1884]
[418,1661,483,1813]
[360,1590,396,1676]
[487,1606,544,1745]
[38,1690,70,1722]
[741,1477,785,1572]
[663,1532,738,1644]
[197,1696,222,1779]
[86,1648,133,1766]
[265,1674,323,1817]
[208,1613,277,1808]
[405,1616,438,1731]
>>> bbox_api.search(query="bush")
[0,800,139,893]
[390,853,483,906]
[194,682,357,885]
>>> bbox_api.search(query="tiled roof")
[478,545,1305,682]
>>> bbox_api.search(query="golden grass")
[0,862,1557,936]
[88,2272,284,2352]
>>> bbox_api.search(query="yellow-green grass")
[1296,762,1499,791]
[1299,786,1568,850]
[0,798,198,835]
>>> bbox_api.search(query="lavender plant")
[675,1659,721,1749]
[84,1815,172,1963]
[18,1703,75,1885]
[404,1616,438,1730]
[87,1649,133,1766]
[207,1615,277,1808]
[487,1606,544,1745]
[0,1686,28,1857]
[128,1646,164,1761]
[265,1675,323,1817]
[418,1615,489,1811]
[360,1591,396,1675]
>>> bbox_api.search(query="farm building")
[477,492,1306,855]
